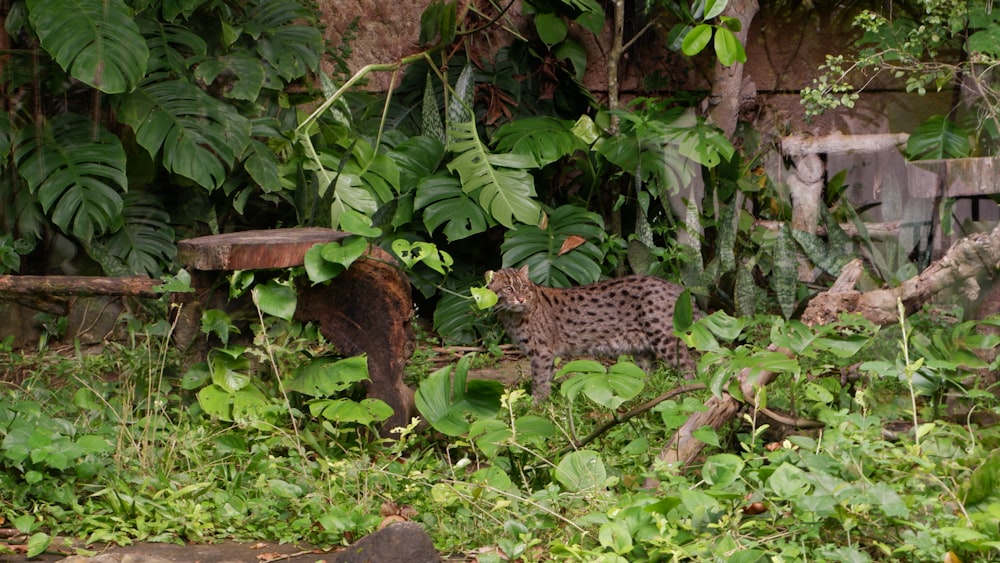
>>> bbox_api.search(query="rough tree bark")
[803,222,1000,326]
[643,345,788,488]
[707,0,759,138]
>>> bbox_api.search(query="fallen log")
[643,345,791,486]
[0,275,162,298]
[802,222,1000,326]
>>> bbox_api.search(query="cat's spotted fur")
[487,265,698,401]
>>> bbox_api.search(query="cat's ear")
[518,264,530,277]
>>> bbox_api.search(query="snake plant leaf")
[772,224,798,319]
[27,0,148,94]
[117,80,251,190]
[422,73,446,144]
[446,65,476,133]
[14,114,126,241]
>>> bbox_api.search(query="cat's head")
[486,265,533,312]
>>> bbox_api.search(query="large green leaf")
[139,15,207,76]
[414,354,503,436]
[313,151,378,228]
[14,114,125,240]
[433,288,480,344]
[389,135,445,191]
[287,355,369,398]
[500,204,604,287]
[0,114,11,159]
[414,173,490,241]
[492,117,587,167]
[905,115,971,160]
[194,52,266,101]
[27,0,148,94]
[117,80,251,190]
[101,191,176,276]
[447,120,541,229]
[554,450,607,493]
[247,0,322,85]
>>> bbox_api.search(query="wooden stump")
[177,228,416,436]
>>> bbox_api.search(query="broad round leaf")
[287,355,370,397]
[319,236,368,271]
[470,286,498,309]
[252,282,297,322]
[554,450,607,493]
[714,27,747,66]
[535,13,568,47]
[702,453,744,488]
[703,0,729,20]
[304,244,345,284]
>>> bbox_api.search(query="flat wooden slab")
[177,228,350,271]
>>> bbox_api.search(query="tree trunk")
[707,0,759,138]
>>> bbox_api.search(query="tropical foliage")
[801,0,1000,158]
[2,0,1000,559]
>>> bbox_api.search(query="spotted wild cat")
[487,265,699,401]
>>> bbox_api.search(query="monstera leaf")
[905,115,971,160]
[414,172,490,241]
[447,120,541,229]
[27,0,148,94]
[14,114,126,241]
[139,16,207,76]
[492,117,588,167]
[117,80,251,190]
[247,0,322,85]
[102,191,176,276]
[500,205,605,287]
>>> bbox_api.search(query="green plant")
[2,0,325,275]
[802,1,1000,157]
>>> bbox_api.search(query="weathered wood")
[909,157,1000,198]
[0,275,161,297]
[177,227,350,270]
[294,245,416,435]
[802,223,1000,326]
[643,346,787,487]
[781,132,909,156]
[756,220,901,238]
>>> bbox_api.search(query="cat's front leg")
[529,351,556,403]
